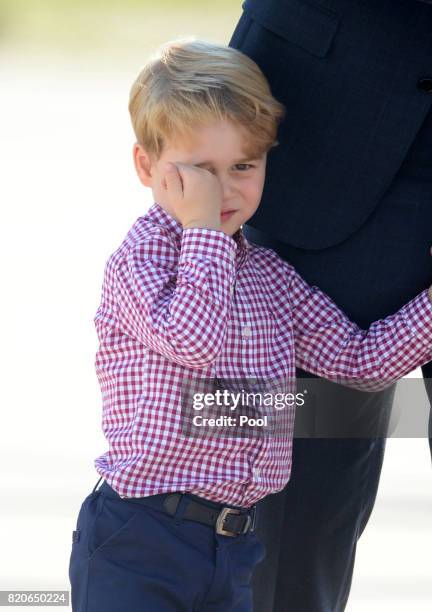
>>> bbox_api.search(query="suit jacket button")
[417,78,432,93]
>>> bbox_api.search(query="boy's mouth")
[221,210,236,220]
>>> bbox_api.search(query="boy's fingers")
[163,162,183,198]
[163,162,178,181]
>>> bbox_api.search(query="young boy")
[68,39,432,612]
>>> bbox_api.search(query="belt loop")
[172,494,189,525]
[91,476,103,494]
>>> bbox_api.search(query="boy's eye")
[234,163,254,171]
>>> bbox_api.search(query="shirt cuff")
[179,227,238,268]
[400,288,432,347]
[178,228,237,304]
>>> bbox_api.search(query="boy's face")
[134,119,267,237]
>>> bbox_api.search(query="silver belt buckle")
[216,507,252,537]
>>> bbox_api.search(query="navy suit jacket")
[230,0,432,251]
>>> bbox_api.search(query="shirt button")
[242,326,252,339]
[230,249,236,260]
[417,77,432,93]
[253,468,261,481]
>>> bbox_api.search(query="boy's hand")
[162,162,222,232]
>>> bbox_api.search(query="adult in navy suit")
[229,1,432,610]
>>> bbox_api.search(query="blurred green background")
[0,0,243,60]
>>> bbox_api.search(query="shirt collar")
[144,202,250,272]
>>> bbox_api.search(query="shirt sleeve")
[112,227,237,368]
[283,261,432,391]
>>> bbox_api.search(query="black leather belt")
[163,493,257,537]
[97,479,257,537]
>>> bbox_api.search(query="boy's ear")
[133,143,154,187]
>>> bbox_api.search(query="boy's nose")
[220,178,236,200]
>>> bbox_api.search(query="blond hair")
[128,38,285,160]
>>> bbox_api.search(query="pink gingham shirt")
[93,203,432,507]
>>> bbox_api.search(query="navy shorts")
[68,479,266,611]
